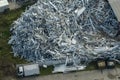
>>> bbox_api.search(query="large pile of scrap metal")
[9,0,120,67]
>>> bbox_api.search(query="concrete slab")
[17,68,120,80]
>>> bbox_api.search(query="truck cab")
[17,66,24,77]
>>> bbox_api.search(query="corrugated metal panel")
[108,0,120,22]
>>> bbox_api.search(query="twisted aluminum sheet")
[9,0,120,66]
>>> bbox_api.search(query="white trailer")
[17,64,40,77]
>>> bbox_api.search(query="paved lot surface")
[17,68,120,80]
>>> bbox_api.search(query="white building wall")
[0,0,9,12]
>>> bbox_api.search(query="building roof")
[108,0,120,22]
[0,0,9,8]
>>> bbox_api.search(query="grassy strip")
[40,66,54,76]
[0,6,27,79]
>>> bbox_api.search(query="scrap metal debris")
[9,0,120,67]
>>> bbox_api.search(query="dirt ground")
[2,68,120,80]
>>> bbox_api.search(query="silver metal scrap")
[9,0,120,66]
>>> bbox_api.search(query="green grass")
[40,66,54,76]
[85,63,97,71]
[0,7,27,79]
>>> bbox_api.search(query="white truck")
[17,64,40,77]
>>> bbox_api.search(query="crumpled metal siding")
[9,0,120,66]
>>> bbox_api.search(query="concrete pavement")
[17,68,120,80]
